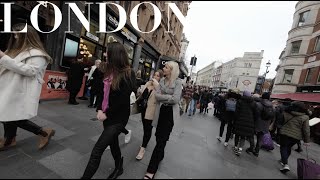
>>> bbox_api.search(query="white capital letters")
[130,2,161,33]
[98,3,126,33]
[1,2,27,33]
[30,2,62,33]
[66,2,92,33]
[166,3,187,32]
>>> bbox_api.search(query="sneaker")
[224,142,228,147]
[125,130,132,144]
[278,160,284,166]
[280,164,290,173]
[217,136,222,142]
[233,146,239,153]
[236,148,242,156]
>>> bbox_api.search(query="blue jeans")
[188,99,197,115]
[280,134,299,165]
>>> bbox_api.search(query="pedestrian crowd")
[0,24,319,179]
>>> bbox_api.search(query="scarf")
[102,74,113,112]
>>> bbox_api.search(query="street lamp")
[261,60,271,94]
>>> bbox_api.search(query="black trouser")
[82,123,124,179]
[214,107,218,115]
[235,134,254,149]
[2,120,43,140]
[147,105,174,174]
[254,132,264,153]
[89,91,103,107]
[141,111,153,148]
[280,134,299,165]
[219,112,234,142]
[69,91,79,103]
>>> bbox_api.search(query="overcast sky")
[182,1,297,79]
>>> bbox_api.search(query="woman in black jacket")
[81,42,137,179]
[233,90,256,156]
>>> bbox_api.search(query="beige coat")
[141,81,157,120]
[0,49,50,122]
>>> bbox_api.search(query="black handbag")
[137,89,152,111]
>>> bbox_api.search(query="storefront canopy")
[271,93,320,103]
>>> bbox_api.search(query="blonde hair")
[166,61,180,85]
[6,23,51,63]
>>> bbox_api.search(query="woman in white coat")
[0,24,55,151]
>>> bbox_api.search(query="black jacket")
[66,62,86,93]
[90,68,104,95]
[234,96,256,137]
[96,70,137,127]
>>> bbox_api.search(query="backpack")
[261,103,275,121]
[225,98,237,112]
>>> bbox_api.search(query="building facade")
[196,62,215,87]
[212,65,222,88]
[220,51,263,92]
[179,33,189,62]
[273,1,320,94]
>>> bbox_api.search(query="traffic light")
[190,56,197,66]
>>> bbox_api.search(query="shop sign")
[242,80,251,87]
[85,31,99,42]
[107,13,137,43]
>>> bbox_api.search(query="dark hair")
[287,101,308,114]
[262,92,271,100]
[99,42,132,90]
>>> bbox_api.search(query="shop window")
[297,10,310,27]
[314,36,320,52]
[290,40,302,54]
[282,69,294,83]
[123,42,134,64]
[305,67,317,83]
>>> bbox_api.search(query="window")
[314,36,320,52]
[247,73,249,75]
[291,41,302,54]
[305,67,317,83]
[282,69,294,83]
[298,10,310,27]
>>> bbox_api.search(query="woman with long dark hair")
[81,42,136,179]
[0,24,55,151]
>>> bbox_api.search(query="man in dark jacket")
[188,88,200,116]
[66,55,87,105]
[233,90,256,156]
[247,92,274,156]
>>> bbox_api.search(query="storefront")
[106,13,137,66]
[139,45,159,81]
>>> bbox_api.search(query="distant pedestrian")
[0,24,55,151]
[233,90,256,156]
[217,89,241,147]
[278,101,310,173]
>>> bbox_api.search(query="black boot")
[107,157,123,179]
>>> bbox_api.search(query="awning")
[271,93,320,103]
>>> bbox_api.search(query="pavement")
[0,99,319,179]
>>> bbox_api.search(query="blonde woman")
[0,24,55,151]
[144,61,182,179]
[136,69,164,160]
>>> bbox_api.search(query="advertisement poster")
[40,70,85,100]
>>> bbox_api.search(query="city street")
[0,99,319,179]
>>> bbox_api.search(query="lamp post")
[261,60,271,94]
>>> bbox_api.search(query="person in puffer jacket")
[246,92,274,157]
[278,101,310,174]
